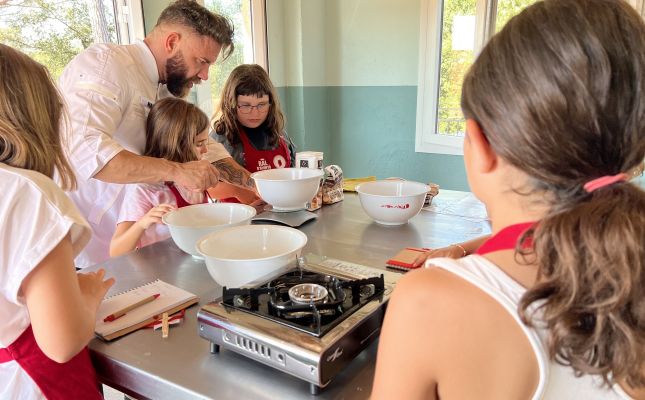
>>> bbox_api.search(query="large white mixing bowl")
[251,168,324,211]
[196,225,308,287]
[162,203,256,257]
[355,180,430,225]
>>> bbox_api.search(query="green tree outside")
[437,0,538,137]
[205,0,252,116]
[0,0,116,79]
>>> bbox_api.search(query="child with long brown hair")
[110,97,212,256]
[209,64,295,202]
[0,44,114,398]
[372,0,645,399]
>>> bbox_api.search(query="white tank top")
[427,255,632,400]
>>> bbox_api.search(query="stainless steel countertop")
[88,191,490,400]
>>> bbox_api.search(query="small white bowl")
[196,225,308,287]
[251,168,324,211]
[162,203,256,257]
[356,180,429,225]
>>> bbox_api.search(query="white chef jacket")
[59,40,229,268]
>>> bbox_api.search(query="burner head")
[288,283,329,304]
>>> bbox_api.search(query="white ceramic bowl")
[251,168,324,211]
[355,180,430,225]
[162,203,256,256]
[196,225,308,287]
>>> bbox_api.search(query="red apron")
[165,182,208,208]
[475,222,535,254]
[0,325,102,399]
[221,128,292,203]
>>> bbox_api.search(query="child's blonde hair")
[144,98,209,163]
[212,64,285,147]
[0,44,76,190]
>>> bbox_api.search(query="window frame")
[416,0,645,155]
[414,0,501,155]
[115,0,146,43]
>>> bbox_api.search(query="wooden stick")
[161,312,169,339]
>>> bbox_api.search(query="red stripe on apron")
[0,325,102,399]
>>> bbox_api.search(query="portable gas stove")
[197,257,401,395]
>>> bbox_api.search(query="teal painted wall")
[267,0,470,191]
[276,86,469,190]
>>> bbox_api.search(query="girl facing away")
[0,44,114,398]
[209,64,296,202]
[110,98,211,257]
[372,1,645,399]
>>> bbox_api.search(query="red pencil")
[103,293,160,322]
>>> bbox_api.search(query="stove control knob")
[276,352,285,365]
[310,366,316,375]
[223,332,231,342]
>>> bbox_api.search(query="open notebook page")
[95,279,198,340]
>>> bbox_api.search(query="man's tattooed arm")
[212,157,256,190]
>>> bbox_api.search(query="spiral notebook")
[94,279,199,341]
[385,247,427,272]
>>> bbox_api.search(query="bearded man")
[59,0,255,268]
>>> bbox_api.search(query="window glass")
[495,0,538,33]
[435,0,538,138]
[437,0,477,137]
[0,0,119,79]
[204,0,256,114]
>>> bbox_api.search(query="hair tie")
[583,173,628,193]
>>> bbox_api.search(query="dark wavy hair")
[461,0,645,388]
[156,0,234,60]
[212,64,286,148]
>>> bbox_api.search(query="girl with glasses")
[209,64,295,202]
[372,0,645,399]
[110,98,212,257]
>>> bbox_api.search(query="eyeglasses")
[237,103,271,114]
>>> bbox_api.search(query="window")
[0,0,143,79]
[0,0,266,115]
[195,0,267,116]
[416,0,539,155]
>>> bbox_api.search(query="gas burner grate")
[221,269,385,337]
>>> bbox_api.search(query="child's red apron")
[475,222,534,254]
[220,128,291,203]
[0,325,102,399]
[165,182,208,208]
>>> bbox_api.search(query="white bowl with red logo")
[251,168,324,212]
[355,180,430,225]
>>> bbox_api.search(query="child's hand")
[412,245,467,267]
[77,269,115,311]
[138,204,175,229]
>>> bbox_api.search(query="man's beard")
[165,51,200,98]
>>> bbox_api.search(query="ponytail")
[519,182,645,387]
